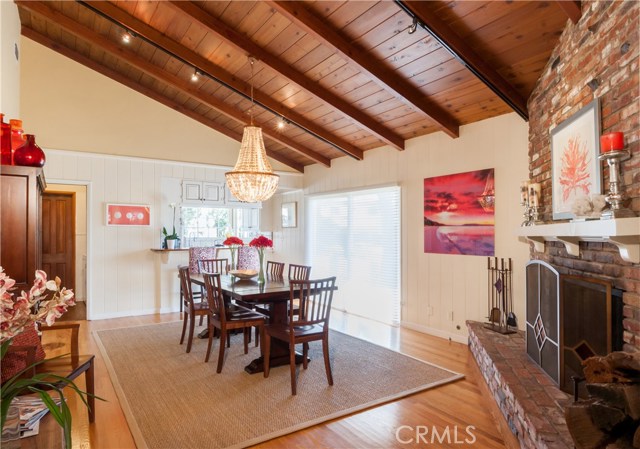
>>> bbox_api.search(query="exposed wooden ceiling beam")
[167,1,392,156]
[77,1,363,160]
[397,1,529,121]
[555,1,582,24]
[17,1,328,168]
[19,25,305,173]
[268,0,459,140]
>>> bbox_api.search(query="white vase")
[166,239,176,250]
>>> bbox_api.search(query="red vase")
[14,134,46,167]
[0,114,11,166]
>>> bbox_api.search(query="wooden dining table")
[189,273,303,374]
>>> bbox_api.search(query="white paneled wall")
[267,190,306,266]
[44,149,302,320]
[304,113,531,342]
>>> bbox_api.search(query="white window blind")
[307,186,401,325]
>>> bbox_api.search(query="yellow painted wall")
[19,38,295,172]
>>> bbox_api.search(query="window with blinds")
[306,186,401,325]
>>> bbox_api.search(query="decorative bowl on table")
[229,269,259,280]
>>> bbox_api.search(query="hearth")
[525,261,623,395]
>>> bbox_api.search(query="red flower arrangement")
[222,236,244,270]
[249,236,273,282]
[223,236,244,247]
[249,235,273,248]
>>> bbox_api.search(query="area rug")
[94,321,463,449]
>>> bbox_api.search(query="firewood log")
[587,384,640,420]
[583,352,640,384]
[565,400,612,449]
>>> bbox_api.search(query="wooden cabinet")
[182,181,224,205]
[1,166,46,291]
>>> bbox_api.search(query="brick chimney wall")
[527,0,640,351]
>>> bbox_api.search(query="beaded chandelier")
[225,58,279,202]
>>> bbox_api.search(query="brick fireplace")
[527,0,639,353]
[468,2,638,448]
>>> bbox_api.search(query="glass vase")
[257,249,265,283]
[1,403,20,449]
[229,247,237,271]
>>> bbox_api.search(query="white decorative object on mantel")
[515,217,640,263]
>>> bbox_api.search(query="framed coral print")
[550,98,601,220]
[281,202,297,228]
[106,203,151,226]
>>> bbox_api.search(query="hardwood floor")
[44,312,519,449]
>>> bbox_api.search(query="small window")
[180,206,261,248]
[180,207,230,248]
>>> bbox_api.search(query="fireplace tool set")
[485,257,517,334]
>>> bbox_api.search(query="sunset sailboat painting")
[424,169,495,256]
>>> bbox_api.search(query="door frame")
[45,179,92,320]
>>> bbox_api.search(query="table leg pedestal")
[244,352,307,374]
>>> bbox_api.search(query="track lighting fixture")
[191,69,200,82]
[122,31,133,44]
[408,17,418,34]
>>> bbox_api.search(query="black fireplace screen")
[526,261,623,395]
[526,261,560,384]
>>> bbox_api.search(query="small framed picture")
[281,202,297,228]
[550,98,602,220]
[106,203,151,226]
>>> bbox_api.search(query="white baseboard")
[88,307,179,321]
[400,321,469,344]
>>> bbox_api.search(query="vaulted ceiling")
[15,1,578,172]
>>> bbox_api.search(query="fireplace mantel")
[516,217,640,263]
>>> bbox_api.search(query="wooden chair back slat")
[288,264,311,280]
[199,258,228,274]
[289,277,336,326]
[266,261,285,277]
[203,272,226,323]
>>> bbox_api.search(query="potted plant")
[163,203,179,249]
[162,226,179,249]
[1,267,94,449]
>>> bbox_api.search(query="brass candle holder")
[598,149,635,219]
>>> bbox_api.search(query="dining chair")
[288,263,311,316]
[202,272,267,373]
[178,265,209,353]
[179,247,217,314]
[198,258,228,274]
[288,264,311,280]
[251,260,287,322]
[263,276,337,395]
[267,261,285,277]
[237,246,260,271]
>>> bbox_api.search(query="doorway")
[43,184,88,320]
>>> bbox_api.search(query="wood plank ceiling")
[15,1,575,172]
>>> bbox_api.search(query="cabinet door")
[182,181,202,203]
[202,182,223,203]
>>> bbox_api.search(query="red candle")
[600,132,624,152]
